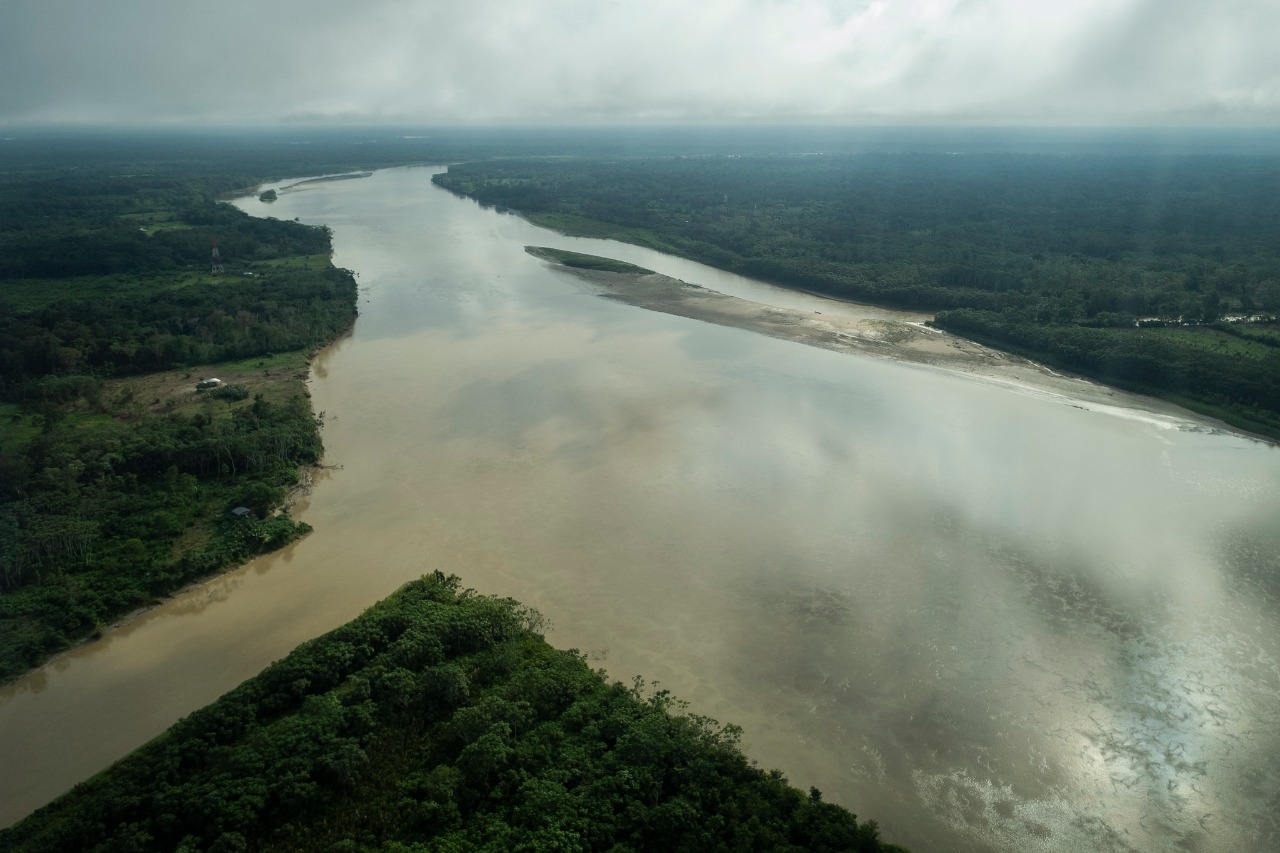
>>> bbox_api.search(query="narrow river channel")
[3,166,1279,852]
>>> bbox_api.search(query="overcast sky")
[2,0,1276,126]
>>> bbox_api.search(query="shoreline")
[219,171,374,203]
[540,262,1253,441]
[0,493,318,690]
[278,171,374,193]
[0,466,322,692]
[0,324,355,690]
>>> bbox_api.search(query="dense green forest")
[434,152,1280,437]
[0,139,376,680]
[0,573,908,852]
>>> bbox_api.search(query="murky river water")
[3,167,1280,852]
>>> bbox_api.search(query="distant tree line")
[435,153,1280,436]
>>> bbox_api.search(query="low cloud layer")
[3,0,1276,125]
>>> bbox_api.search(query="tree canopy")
[0,140,361,681]
[1,573,909,852]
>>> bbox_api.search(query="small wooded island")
[0,573,908,853]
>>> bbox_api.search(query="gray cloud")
[3,0,1277,125]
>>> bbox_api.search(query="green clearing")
[0,403,38,448]
[118,211,193,234]
[141,222,194,235]
[1142,326,1276,359]
[254,252,332,272]
[0,270,205,313]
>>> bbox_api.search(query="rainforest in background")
[0,573,908,852]
[434,149,1280,437]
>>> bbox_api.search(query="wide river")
[3,166,1280,852]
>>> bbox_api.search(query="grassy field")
[0,351,313,460]
[1141,326,1278,359]
[1,252,336,313]
[0,403,38,448]
[1,271,204,312]
[100,350,313,416]
[117,210,193,235]
[253,252,332,271]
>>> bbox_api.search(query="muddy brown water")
[3,167,1279,852]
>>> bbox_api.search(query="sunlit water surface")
[3,167,1279,852]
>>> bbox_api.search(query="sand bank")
[540,259,1241,436]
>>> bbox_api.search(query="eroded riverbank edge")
[0,342,345,691]
[530,252,1251,441]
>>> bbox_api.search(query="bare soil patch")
[99,351,312,420]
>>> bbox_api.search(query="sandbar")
[534,257,1243,437]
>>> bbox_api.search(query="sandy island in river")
[525,246,1243,436]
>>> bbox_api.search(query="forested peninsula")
[0,573,907,852]
[434,153,1280,439]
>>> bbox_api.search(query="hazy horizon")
[3,0,1276,128]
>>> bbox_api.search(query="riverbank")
[0,218,357,684]
[0,574,910,853]
[278,171,374,193]
[531,252,1245,438]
